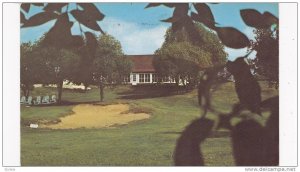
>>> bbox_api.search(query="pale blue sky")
[21,3,278,60]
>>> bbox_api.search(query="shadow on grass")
[117,84,192,99]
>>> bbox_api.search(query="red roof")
[127,55,156,73]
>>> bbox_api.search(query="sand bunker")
[42,104,150,129]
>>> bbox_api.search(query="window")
[153,74,158,83]
[139,74,144,83]
[145,74,150,83]
[133,74,136,82]
[171,77,176,83]
[163,76,170,82]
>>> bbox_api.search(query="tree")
[29,47,81,103]
[20,3,280,165]
[145,3,252,49]
[21,33,82,104]
[21,3,105,52]
[154,23,227,88]
[71,47,95,91]
[154,41,213,87]
[163,23,227,65]
[20,42,39,98]
[21,3,106,99]
[21,3,105,90]
[92,34,132,101]
[250,26,279,88]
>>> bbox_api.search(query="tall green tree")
[154,24,227,87]
[21,32,84,103]
[20,42,40,98]
[93,34,132,102]
[21,3,106,93]
[163,23,227,65]
[154,41,213,86]
[22,46,81,104]
[71,46,95,91]
[250,26,279,88]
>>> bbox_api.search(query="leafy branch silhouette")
[21,3,105,57]
[146,3,279,166]
[20,3,279,166]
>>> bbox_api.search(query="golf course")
[21,81,278,166]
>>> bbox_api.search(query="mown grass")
[21,81,278,166]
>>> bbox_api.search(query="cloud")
[21,17,168,55]
[100,17,168,55]
[21,16,259,59]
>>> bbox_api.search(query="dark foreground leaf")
[262,12,279,28]
[20,12,26,24]
[22,12,58,28]
[240,9,264,28]
[85,32,98,57]
[71,35,84,48]
[174,118,214,166]
[71,10,104,33]
[240,9,278,29]
[216,27,250,49]
[161,17,179,23]
[77,3,105,21]
[231,120,265,166]
[191,12,216,29]
[193,3,215,24]
[42,13,74,48]
[31,3,44,7]
[21,3,30,13]
[171,4,189,32]
[43,3,68,13]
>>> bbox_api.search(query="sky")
[21,3,278,60]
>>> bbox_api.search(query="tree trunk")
[99,82,104,102]
[21,86,27,98]
[26,89,30,98]
[84,83,88,92]
[57,80,63,104]
[175,76,179,94]
[183,79,188,93]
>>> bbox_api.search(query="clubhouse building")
[126,55,177,85]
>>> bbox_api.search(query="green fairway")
[21,81,278,166]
